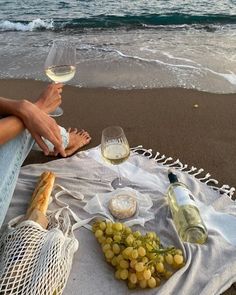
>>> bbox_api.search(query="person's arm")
[0,84,66,157]
[0,114,25,145]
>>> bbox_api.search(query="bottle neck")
[168,172,179,184]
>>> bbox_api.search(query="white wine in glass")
[44,40,76,117]
[101,126,130,189]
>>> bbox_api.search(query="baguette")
[25,171,55,220]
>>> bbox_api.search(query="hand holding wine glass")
[101,126,130,189]
[44,40,76,117]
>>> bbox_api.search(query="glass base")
[50,106,63,117]
[111,177,130,189]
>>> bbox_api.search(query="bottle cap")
[168,169,179,183]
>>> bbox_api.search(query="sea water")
[0,0,236,93]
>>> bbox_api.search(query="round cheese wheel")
[108,194,137,219]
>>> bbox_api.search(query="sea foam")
[0,19,54,31]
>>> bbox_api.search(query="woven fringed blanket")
[3,145,236,295]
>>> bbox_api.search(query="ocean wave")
[0,13,236,32]
[0,18,54,31]
[87,45,236,87]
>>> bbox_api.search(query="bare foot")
[65,128,91,156]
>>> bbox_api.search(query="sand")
[1,79,236,187]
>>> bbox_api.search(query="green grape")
[145,243,153,252]
[137,246,146,257]
[135,262,145,272]
[133,231,141,238]
[152,241,158,248]
[131,249,139,259]
[113,222,123,231]
[92,223,97,232]
[106,237,113,244]
[151,232,157,240]
[136,271,144,281]
[111,256,118,266]
[130,259,137,269]
[99,222,106,231]
[106,221,113,228]
[122,247,133,259]
[119,259,129,269]
[105,249,114,259]
[175,249,183,256]
[149,265,155,274]
[102,244,111,253]
[95,229,103,238]
[156,254,164,263]
[143,268,152,280]
[147,277,156,288]
[112,244,120,255]
[126,234,134,246]
[173,254,184,265]
[135,240,142,247]
[120,269,129,280]
[125,227,132,235]
[156,262,165,273]
[115,269,121,280]
[146,232,154,240]
[105,227,113,236]
[98,236,106,244]
[116,254,123,263]
[129,273,138,284]
[139,279,147,289]
[147,253,157,260]
[141,256,149,264]
[113,234,122,243]
[165,253,174,265]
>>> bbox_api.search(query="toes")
[68,127,78,133]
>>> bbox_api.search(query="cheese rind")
[108,194,137,219]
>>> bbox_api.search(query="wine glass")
[101,126,130,189]
[44,40,76,117]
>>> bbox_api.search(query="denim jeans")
[0,127,69,227]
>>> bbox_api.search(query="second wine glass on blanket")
[101,126,130,189]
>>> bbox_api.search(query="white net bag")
[0,184,86,295]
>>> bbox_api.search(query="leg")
[33,125,69,152]
[0,130,34,227]
[33,126,91,156]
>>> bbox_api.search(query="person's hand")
[18,100,66,157]
[35,83,63,114]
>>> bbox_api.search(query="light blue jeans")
[0,127,69,227]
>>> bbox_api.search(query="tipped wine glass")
[101,126,130,189]
[44,40,76,117]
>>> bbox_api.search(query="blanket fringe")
[131,146,235,200]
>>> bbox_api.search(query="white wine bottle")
[167,170,208,244]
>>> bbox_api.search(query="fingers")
[46,123,66,157]
[39,118,66,157]
[34,134,50,156]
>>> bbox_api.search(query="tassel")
[130,145,235,201]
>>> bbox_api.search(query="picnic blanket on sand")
[3,145,236,295]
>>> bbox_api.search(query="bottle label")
[173,186,196,207]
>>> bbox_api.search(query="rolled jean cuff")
[33,126,69,151]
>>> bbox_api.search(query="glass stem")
[117,166,122,186]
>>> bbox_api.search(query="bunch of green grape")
[92,220,185,289]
